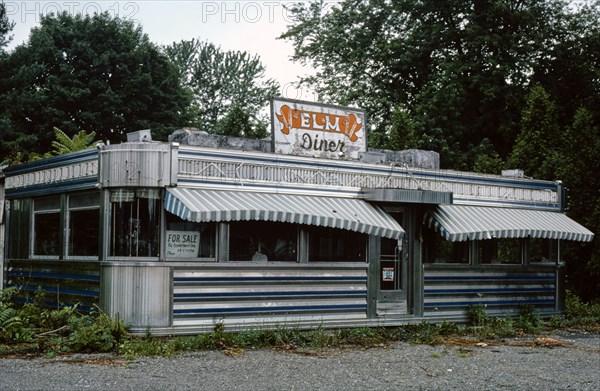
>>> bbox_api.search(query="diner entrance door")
[376,235,408,316]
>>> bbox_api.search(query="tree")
[0,12,190,161]
[280,0,585,169]
[0,1,14,51]
[163,39,279,138]
[508,85,563,180]
[558,107,600,301]
[532,2,600,129]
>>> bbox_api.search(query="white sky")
[4,0,322,101]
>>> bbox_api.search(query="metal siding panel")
[101,265,170,327]
[172,265,368,326]
[7,261,100,311]
[423,268,556,319]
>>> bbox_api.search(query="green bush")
[561,291,600,330]
[515,305,542,334]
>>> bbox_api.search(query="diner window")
[480,238,522,264]
[110,189,160,257]
[229,221,297,262]
[165,212,216,259]
[33,195,61,258]
[67,192,100,258]
[8,199,30,259]
[529,238,558,263]
[422,226,469,264]
[309,226,366,262]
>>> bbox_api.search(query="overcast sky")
[4,0,322,101]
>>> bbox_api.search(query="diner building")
[0,98,594,334]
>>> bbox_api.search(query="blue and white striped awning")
[165,188,405,240]
[426,204,594,242]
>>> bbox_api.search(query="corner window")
[165,212,216,260]
[8,199,30,259]
[67,192,100,258]
[309,226,366,262]
[229,221,297,262]
[110,189,161,258]
[33,196,61,258]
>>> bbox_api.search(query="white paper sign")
[166,230,200,258]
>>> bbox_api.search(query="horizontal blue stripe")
[5,177,98,197]
[452,198,560,210]
[424,288,555,295]
[174,276,367,283]
[9,271,100,282]
[424,275,554,281]
[174,303,366,315]
[174,290,366,299]
[424,299,554,308]
[12,284,99,298]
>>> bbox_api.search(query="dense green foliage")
[163,39,279,138]
[28,128,97,161]
[0,11,189,163]
[0,288,129,355]
[1,287,599,358]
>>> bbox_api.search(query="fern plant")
[0,307,32,342]
[50,127,97,155]
[29,127,97,161]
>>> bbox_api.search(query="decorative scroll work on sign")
[271,97,367,160]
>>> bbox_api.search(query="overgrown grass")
[0,287,129,356]
[1,287,599,358]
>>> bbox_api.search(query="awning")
[426,204,594,242]
[165,188,405,240]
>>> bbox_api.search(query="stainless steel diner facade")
[0,135,594,334]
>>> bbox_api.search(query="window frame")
[227,220,299,263]
[30,195,62,260]
[307,225,367,263]
[107,189,162,260]
[65,192,100,260]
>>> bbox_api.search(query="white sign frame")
[166,230,200,258]
[271,97,367,160]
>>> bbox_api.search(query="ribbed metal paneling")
[6,260,100,311]
[101,264,171,327]
[172,264,368,326]
[423,268,557,319]
[426,205,594,242]
[177,146,561,209]
[165,188,405,240]
[98,143,176,188]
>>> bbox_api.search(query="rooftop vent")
[501,169,525,178]
[127,129,152,142]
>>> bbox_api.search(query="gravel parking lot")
[1,330,598,391]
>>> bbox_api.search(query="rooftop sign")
[271,97,367,160]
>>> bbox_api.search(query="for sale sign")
[166,230,200,258]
